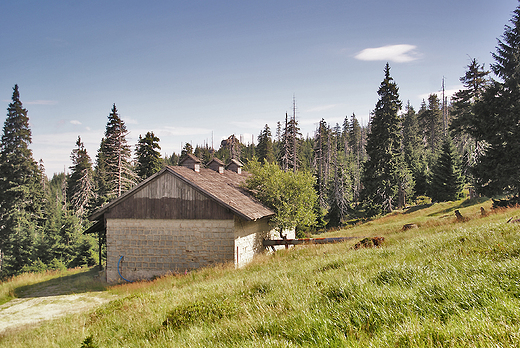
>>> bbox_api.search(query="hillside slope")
[1,198,520,347]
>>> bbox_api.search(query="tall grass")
[1,199,520,347]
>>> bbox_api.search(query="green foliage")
[403,102,427,197]
[468,5,520,197]
[245,160,317,233]
[68,136,95,217]
[256,124,275,164]
[362,63,405,216]
[97,104,137,200]
[0,85,44,277]
[429,137,465,202]
[135,131,162,180]
[419,94,444,156]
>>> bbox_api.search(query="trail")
[0,292,115,333]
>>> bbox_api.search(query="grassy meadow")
[1,198,520,347]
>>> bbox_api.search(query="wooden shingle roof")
[166,166,273,221]
[89,165,274,222]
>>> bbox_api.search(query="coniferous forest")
[1,5,520,279]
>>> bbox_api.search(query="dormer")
[226,158,243,174]
[179,154,202,172]
[207,157,225,174]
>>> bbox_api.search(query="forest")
[1,6,520,279]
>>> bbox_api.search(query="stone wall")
[106,219,234,282]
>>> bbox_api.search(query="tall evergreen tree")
[93,137,110,208]
[135,131,162,180]
[256,124,275,164]
[0,85,43,275]
[471,4,520,197]
[280,99,302,172]
[68,136,95,216]
[429,137,464,202]
[361,63,404,216]
[419,94,444,156]
[101,104,136,198]
[314,119,331,209]
[450,59,490,182]
[402,101,427,196]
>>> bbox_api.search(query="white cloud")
[70,120,82,125]
[355,44,419,63]
[122,117,138,125]
[419,86,462,101]
[25,100,58,105]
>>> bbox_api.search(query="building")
[87,156,292,283]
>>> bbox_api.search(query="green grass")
[1,198,520,347]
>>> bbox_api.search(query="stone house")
[87,156,292,283]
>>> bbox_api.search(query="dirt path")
[0,292,116,333]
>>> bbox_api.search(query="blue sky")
[1,0,517,176]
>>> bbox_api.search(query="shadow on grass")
[427,197,489,217]
[403,204,433,215]
[15,267,107,299]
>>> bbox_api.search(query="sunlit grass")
[1,198,520,347]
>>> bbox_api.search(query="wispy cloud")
[305,104,338,113]
[70,120,82,125]
[25,100,58,105]
[160,126,211,136]
[419,86,462,101]
[122,117,138,125]
[355,44,419,63]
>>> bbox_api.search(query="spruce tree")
[450,59,490,187]
[471,4,520,197]
[429,137,464,202]
[68,136,95,216]
[361,63,404,216]
[135,131,162,180]
[314,119,331,209]
[402,102,427,196]
[256,124,275,164]
[419,94,444,156]
[101,104,136,198]
[0,85,43,275]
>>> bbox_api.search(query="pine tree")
[361,63,404,216]
[0,85,43,275]
[135,131,162,180]
[471,4,520,197]
[256,124,275,164]
[429,137,464,202]
[68,136,95,216]
[101,104,137,198]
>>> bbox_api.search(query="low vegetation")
[1,198,519,347]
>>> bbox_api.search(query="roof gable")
[89,166,273,221]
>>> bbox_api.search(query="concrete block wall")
[106,219,234,282]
